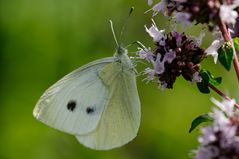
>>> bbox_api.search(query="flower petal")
[205,40,222,63]
[143,68,156,81]
[174,12,192,27]
[220,4,238,25]
[137,47,155,62]
[152,0,167,16]
[148,0,153,6]
[192,72,202,83]
[154,53,165,74]
[145,23,165,43]
[163,50,176,63]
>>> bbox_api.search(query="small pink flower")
[198,126,217,146]
[143,68,156,81]
[220,4,239,25]
[145,22,165,43]
[137,47,155,62]
[174,12,192,27]
[154,53,165,74]
[191,72,202,83]
[172,30,183,47]
[205,40,222,63]
[152,0,167,16]
[148,0,153,6]
[163,50,176,63]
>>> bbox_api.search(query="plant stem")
[208,83,239,108]
[218,20,239,81]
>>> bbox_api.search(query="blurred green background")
[0,0,238,159]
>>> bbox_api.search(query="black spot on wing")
[67,100,77,112]
[86,107,95,114]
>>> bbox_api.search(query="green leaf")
[197,70,210,94]
[218,42,234,71]
[189,114,213,133]
[233,37,239,52]
[197,70,222,93]
[207,72,222,86]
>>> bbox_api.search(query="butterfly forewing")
[33,57,116,135]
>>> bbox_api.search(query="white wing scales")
[33,57,116,135]
[76,62,141,150]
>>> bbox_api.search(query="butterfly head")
[117,45,128,55]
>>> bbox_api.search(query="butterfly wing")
[76,61,141,150]
[33,57,116,135]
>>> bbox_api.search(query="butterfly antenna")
[119,7,134,44]
[126,41,146,49]
[109,20,119,47]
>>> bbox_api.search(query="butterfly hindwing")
[33,57,116,135]
[76,61,141,150]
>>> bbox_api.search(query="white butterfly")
[33,42,141,150]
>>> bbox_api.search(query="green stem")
[208,83,239,109]
[218,20,239,81]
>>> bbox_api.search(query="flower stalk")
[208,83,239,109]
[218,20,239,81]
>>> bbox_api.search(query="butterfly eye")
[67,100,77,112]
[86,107,95,114]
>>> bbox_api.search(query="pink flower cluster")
[138,21,205,90]
[195,98,239,159]
[148,0,239,29]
